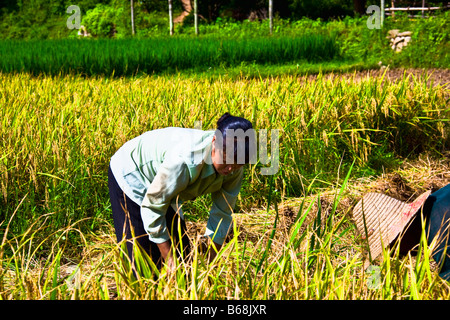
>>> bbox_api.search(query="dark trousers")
[108,166,191,272]
[424,184,450,281]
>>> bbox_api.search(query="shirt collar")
[201,162,217,179]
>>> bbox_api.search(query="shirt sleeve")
[140,154,190,244]
[205,168,244,245]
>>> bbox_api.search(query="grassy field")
[0,66,449,299]
[1,12,448,72]
[0,35,339,76]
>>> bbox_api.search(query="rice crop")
[0,35,338,76]
[1,70,448,230]
[0,70,449,300]
[2,161,449,300]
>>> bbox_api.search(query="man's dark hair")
[215,112,255,164]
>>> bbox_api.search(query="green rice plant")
[0,35,338,77]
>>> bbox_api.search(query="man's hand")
[157,240,176,272]
[198,236,223,262]
[207,239,222,262]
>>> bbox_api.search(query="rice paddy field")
[0,35,339,76]
[0,15,449,301]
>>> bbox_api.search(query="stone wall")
[387,29,412,52]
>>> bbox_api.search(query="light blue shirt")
[110,127,244,245]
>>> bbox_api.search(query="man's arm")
[140,155,190,254]
[157,240,175,269]
[205,168,244,246]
